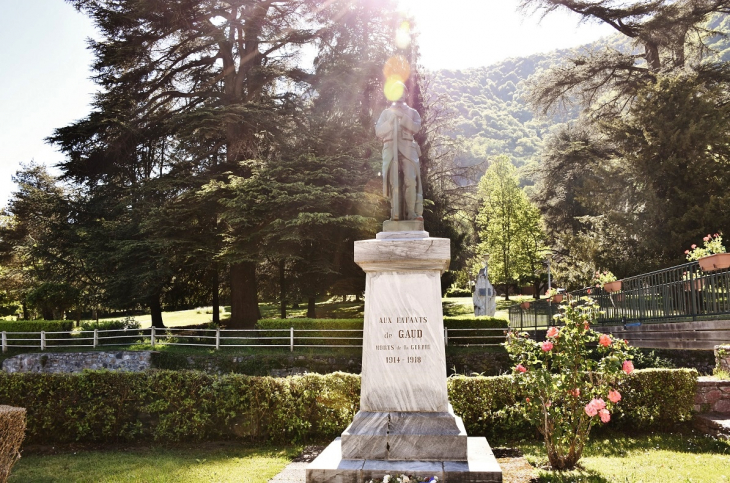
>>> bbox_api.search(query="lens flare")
[395,21,411,49]
[383,55,411,101]
[384,78,405,101]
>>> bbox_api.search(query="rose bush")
[505,297,633,470]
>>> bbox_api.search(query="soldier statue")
[375,82,424,222]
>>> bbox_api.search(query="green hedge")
[0,320,73,332]
[0,369,697,445]
[0,320,74,346]
[254,317,508,346]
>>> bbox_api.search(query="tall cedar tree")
[53,0,400,328]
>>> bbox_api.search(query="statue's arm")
[399,108,422,133]
[375,110,393,139]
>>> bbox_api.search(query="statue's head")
[395,81,408,102]
[389,81,408,104]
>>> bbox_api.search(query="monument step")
[341,408,468,461]
[694,413,730,440]
[306,437,502,483]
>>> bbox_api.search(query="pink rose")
[583,321,590,330]
[547,326,559,338]
[542,341,554,352]
[599,408,611,423]
[608,389,621,403]
[593,398,606,410]
[587,288,592,294]
[715,233,720,237]
[599,334,612,347]
[584,403,597,417]
[685,250,690,255]
[704,236,711,242]
[570,388,580,397]
[516,364,527,373]
[692,244,697,249]
[622,360,635,374]
[526,397,530,403]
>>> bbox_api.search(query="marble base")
[306,437,502,483]
[341,406,468,461]
[383,220,424,232]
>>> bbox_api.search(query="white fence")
[0,326,508,352]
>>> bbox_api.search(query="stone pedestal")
[306,230,502,482]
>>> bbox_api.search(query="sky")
[0,1,614,208]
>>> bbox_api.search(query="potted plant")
[686,233,730,271]
[592,270,621,293]
[545,288,563,303]
[681,271,703,291]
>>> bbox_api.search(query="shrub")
[505,297,632,470]
[615,368,697,427]
[0,321,74,347]
[256,319,363,346]
[79,317,141,332]
[0,369,697,446]
[0,405,25,483]
[445,287,472,298]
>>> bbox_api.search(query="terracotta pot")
[698,253,730,272]
[520,302,530,309]
[603,281,622,293]
[550,294,563,303]
[683,279,704,291]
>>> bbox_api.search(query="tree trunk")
[229,261,259,329]
[279,259,286,319]
[42,307,54,320]
[150,294,165,329]
[307,297,316,318]
[212,267,220,325]
[504,283,510,301]
[21,302,29,321]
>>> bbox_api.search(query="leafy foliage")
[505,297,632,470]
[0,369,695,445]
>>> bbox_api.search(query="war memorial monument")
[306,86,503,482]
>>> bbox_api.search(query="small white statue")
[473,258,497,317]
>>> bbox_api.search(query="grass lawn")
[10,444,298,483]
[520,431,730,482]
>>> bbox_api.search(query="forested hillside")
[429,23,729,181]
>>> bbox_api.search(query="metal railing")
[1,326,507,353]
[509,260,730,331]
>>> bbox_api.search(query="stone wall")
[716,345,730,374]
[2,351,152,374]
[694,376,730,414]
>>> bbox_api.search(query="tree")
[521,0,730,118]
[55,0,403,329]
[475,156,547,299]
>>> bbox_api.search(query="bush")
[0,369,697,446]
[505,299,632,470]
[256,318,363,346]
[0,405,25,483]
[445,287,472,298]
[79,317,141,332]
[0,321,73,347]
[615,368,697,428]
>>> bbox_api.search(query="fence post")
[1,331,6,353]
[690,267,697,321]
[444,327,448,346]
[290,327,294,352]
[215,328,220,350]
[150,326,156,348]
[41,331,46,351]
[93,329,98,348]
